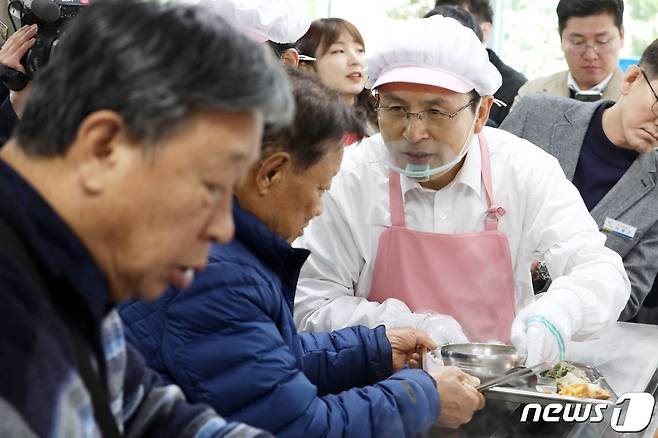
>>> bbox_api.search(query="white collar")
[398,134,482,197]
[567,71,614,93]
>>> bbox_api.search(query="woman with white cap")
[297,18,375,144]
[294,15,630,368]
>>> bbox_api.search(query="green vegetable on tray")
[543,362,577,379]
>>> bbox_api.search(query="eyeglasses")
[564,37,617,56]
[640,69,658,118]
[376,99,476,126]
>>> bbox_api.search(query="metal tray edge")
[485,361,617,406]
[486,386,617,406]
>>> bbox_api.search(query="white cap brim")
[372,65,476,93]
[243,29,269,43]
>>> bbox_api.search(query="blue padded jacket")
[120,202,440,437]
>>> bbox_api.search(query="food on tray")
[555,367,590,387]
[544,361,576,379]
[558,383,611,400]
[544,362,612,400]
[544,362,590,385]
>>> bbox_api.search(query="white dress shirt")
[567,71,614,94]
[293,128,630,340]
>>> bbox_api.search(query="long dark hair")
[296,18,364,61]
[297,18,375,139]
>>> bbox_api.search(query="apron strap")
[478,133,506,232]
[388,170,406,227]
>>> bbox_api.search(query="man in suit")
[516,0,624,104]
[433,0,527,125]
[501,38,658,323]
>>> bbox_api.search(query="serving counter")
[422,322,658,438]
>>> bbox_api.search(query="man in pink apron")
[294,15,630,367]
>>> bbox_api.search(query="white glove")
[418,314,469,345]
[510,294,580,367]
[511,320,563,367]
[392,312,469,345]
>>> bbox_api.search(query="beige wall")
[0,0,10,43]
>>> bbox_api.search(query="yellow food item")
[558,383,611,400]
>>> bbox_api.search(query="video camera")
[1,0,90,90]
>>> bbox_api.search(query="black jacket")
[488,48,527,126]
[0,97,17,146]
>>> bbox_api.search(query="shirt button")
[438,212,447,220]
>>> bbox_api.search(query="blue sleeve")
[160,261,440,438]
[298,325,393,395]
[122,343,271,438]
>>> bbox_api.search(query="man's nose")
[403,116,430,143]
[582,45,598,60]
[205,199,235,244]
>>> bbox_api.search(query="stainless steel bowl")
[440,343,523,381]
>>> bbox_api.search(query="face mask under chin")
[386,101,481,182]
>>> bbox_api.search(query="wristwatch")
[537,261,551,282]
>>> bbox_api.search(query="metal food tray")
[485,361,617,406]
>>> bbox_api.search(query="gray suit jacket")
[515,67,624,103]
[500,93,658,321]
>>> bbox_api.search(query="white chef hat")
[198,0,311,44]
[366,15,502,96]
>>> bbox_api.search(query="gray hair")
[16,0,293,155]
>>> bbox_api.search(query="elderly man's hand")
[386,327,437,371]
[431,366,485,428]
[0,25,38,73]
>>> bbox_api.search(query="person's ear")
[480,21,492,45]
[254,151,292,195]
[618,25,625,47]
[474,96,493,134]
[280,48,300,67]
[620,65,641,96]
[69,110,130,195]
